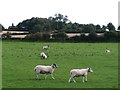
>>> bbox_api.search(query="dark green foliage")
[80,33,87,41]
[25,32,50,41]
[88,31,97,41]
[17,17,51,33]
[16,14,108,33]
[52,32,68,41]
[104,31,118,41]
[107,22,115,31]
[69,36,81,42]
[0,23,5,30]
[117,31,120,41]
[95,24,104,33]
[2,32,11,39]
[7,13,118,42]
[118,26,120,30]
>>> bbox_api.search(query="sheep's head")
[88,68,93,72]
[52,64,58,68]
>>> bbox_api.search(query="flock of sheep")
[34,45,110,83]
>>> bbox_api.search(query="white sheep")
[40,52,47,59]
[34,64,58,80]
[105,48,110,53]
[43,45,49,50]
[68,67,93,83]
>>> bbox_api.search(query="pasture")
[2,41,118,88]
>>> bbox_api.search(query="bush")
[25,32,50,41]
[52,32,68,41]
[80,33,88,41]
[88,31,97,41]
[69,36,80,42]
[2,32,11,39]
[104,31,118,41]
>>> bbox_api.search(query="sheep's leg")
[73,78,76,83]
[85,75,87,82]
[68,77,72,83]
[45,74,49,80]
[82,77,85,83]
[36,73,39,80]
[51,74,55,80]
[69,76,76,83]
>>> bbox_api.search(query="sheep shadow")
[28,78,56,81]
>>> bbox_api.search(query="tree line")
[15,14,117,33]
[1,13,120,42]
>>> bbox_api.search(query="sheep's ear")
[53,64,56,66]
[52,64,57,68]
[88,68,91,72]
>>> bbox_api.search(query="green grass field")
[2,41,118,88]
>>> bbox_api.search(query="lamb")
[34,64,58,80]
[40,52,47,59]
[68,67,93,83]
[43,45,49,50]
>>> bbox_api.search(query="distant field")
[2,41,118,88]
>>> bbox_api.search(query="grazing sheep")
[40,52,47,59]
[34,64,58,80]
[43,45,49,50]
[68,68,93,83]
[105,48,110,53]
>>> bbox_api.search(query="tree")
[17,17,52,33]
[0,24,5,30]
[50,13,69,31]
[65,22,72,32]
[0,24,2,31]
[102,25,107,31]
[107,22,115,31]
[31,24,44,33]
[117,26,120,30]
[95,24,102,32]
[82,24,96,33]
[88,30,97,41]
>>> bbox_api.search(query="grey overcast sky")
[0,0,119,29]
